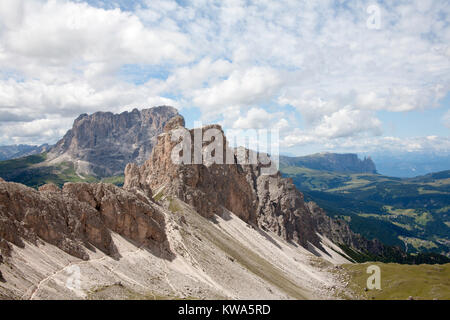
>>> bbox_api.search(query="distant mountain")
[47,106,179,177]
[279,152,377,174]
[366,152,450,178]
[0,144,51,161]
[0,106,179,187]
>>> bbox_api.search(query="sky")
[0,0,449,156]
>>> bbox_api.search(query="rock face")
[240,158,322,248]
[64,183,166,249]
[124,119,382,253]
[126,122,258,223]
[279,153,377,174]
[48,106,179,177]
[0,180,168,261]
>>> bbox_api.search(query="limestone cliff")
[48,106,179,177]
[124,118,383,254]
[0,180,169,262]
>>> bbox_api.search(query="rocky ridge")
[48,106,179,177]
[0,180,169,263]
[124,117,387,255]
[0,112,398,300]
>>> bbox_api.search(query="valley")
[280,162,450,257]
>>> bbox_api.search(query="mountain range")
[279,153,377,174]
[367,153,450,178]
[0,106,178,188]
[0,114,381,299]
[48,106,179,177]
[0,107,449,300]
[0,144,51,161]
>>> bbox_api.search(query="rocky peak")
[123,120,398,256]
[48,106,179,177]
[124,121,349,250]
[163,115,185,133]
[125,121,258,223]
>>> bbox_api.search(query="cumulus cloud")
[0,0,448,154]
[230,107,289,131]
[192,67,283,117]
[282,134,450,155]
[313,107,382,139]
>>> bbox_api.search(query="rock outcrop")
[63,183,166,249]
[127,120,258,223]
[0,180,168,261]
[240,159,322,248]
[48,106,179,177]
[124,118,382,253]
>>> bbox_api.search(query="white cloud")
[0,0,448,154]
[192,67,283,116]
[0,0,191,69]
[0,117,73,145]
[282,134,450,155]
[231,107,287,130]
[313,107,382,139]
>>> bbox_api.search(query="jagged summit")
[47,106,180,177]
[124,119,386,254]
[0,115,406,300]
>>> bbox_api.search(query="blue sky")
[0,0,448,156]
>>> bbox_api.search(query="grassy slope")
[0,153,124,188]
[281,166,450,255]
[342,262,450,300]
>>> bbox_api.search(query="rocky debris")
[38,183,61,193]
[0,239,11,258]
[48,106,179,177]
[0,179,169,261]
